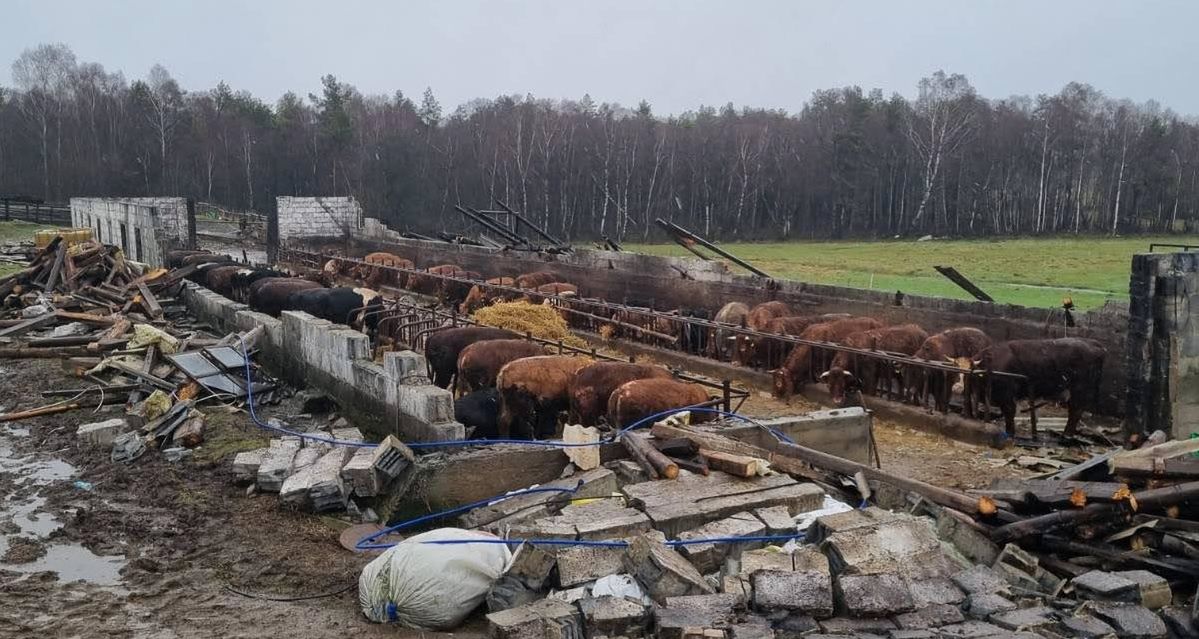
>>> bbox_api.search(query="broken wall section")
[1124,250,1199,441]
[180,282,463,443]
[276,196,362,241]
[70,197,194,267]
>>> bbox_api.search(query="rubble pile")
[0,236,283,462]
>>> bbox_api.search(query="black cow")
[971,338,1106,437]
[248,278,323,316]
[284,287,384,332]
[456,387,500,439]
[424,326,518,388]
[678,306,712,356]
[230,268,290,303]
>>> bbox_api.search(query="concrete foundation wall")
[276,196,362,241]
[70,197,191,266]
[314,232,1129,415]
[1124,251,1199,440]
[180,282,463,442]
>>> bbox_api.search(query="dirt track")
[0,357,1030,638]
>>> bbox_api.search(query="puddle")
[6,495,61,536]
[0,445,77,485]
[0,536,126,586]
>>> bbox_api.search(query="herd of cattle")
[173,248,1109,439]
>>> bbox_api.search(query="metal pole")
[654,217,772,278]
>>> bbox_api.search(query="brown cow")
[408,264,464,296]
[709,301,750,359]
[772,317,885,398]
[568,361,673,426]
[360,252,414,288]
[439,271,482,306]
[248,278,324,317]
[425,326,518,388]
[514,271,558,289]
[732,301,793,365]
[523,282,578,303]
[607,378,712,428]
[822,324,928,406]
[459,277,517,314]
[203,264,244,297]
[909,327,993,411]
[736,314,852,368]
[497,355,591,439]
[456,339,548,394]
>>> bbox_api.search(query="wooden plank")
[43,246,66,292]
[136,281,163,318]
[624,432,677,479]
[0,312,59,338]
[699,449,761,478]
[1110,456,1199,480]
[54,310,121,326]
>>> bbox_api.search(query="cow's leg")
[1000,399,1017,437]
[1065,401,1083,437]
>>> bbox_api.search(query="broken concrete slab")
[76,417,128,447]
[771,612,819,638]
[622,472,824,537]
[806,506,897,543]
[906,578,965,607]
[256,437,301,492]
[1058,613,1117,638]
[754,505,797,536]
[504,543,557,591]
[546,585,589,605]
[485,597,584,639]
[951,565,1011,596]
[622,534,714,603]
[893,603,965,629]
[562,424,601,470]
[739,547,798,575]
[935,508,1000,566]
[1072,569,1139,602]
[677,511,766,574]
[1089,602,1168,639]
[558,499,652,540]
[578,595,650,637]
[988,605,1057,632]
[486,577,542,613]
[964,593,1016,619]
[556,544,626,588]
[933,620,1009,637]
[231,447,269,483]
[340,446,381,497]
[306,447,352,511]
[607,459,649,486]
[1157,606,1198,638]
[821,516,954,579]
[726,617,775,639]
[817,616,898,634]
[654,593,740,639]
[464,467,618,531]
[751,569,834,618]
[835,573,914,618]
[1114,570,1172,610]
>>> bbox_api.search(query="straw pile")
[472,301,585,347]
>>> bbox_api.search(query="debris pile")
[0,236,284,463]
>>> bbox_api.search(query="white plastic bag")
[358,528,512,629]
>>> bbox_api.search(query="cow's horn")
[843,370,854,378]
[819,371,830,380]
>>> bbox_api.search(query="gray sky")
[4,0,1197,115]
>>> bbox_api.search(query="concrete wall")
[1124,251,1199,440]
[180,282,464,443]
[276,196,362,241]
[313,233,1129,415]
[70,197,192,266]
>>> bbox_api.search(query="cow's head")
[771,367,793,398]
[459,286,486,315]
[352,288,384,333]
[949,356,973,395]
[733,334,755,366]
[820,367,859,406]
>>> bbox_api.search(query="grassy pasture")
[0,221,44,279]
[628,236,1199,310]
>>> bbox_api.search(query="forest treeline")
[1,43,1197,241]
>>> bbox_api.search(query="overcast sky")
[4,0,1197,116]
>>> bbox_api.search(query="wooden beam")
[0,313,60,338]
[136,281,162,318]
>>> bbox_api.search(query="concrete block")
[546,585,589,605]
[1072,569,1138,602]
[751,569,833,617]
[807,506,897,543]
[578,596,650,638]
[726,618,774,639]
[485,597,583,639]
[231,447,269,483]
[817,616,898,634]
[754,505,796,536]
[835,573,914,618]
[306,447,352,511]
[504,543,557,591]
[1157,607,1198,638]
[464,468,618,530]
[654,593,739,639]
[486,577,541,613]
[677,511,767,574]
[621,534,714,603]
[1058,614,1117,638]
[932,620,1009,637]
[396,384,455,424]
[76,418,128,447]
[339,448,377,497]
[822,516,951,578]
[964,593,1016,619]
[951,565,1010,596]
[256,437,301,492]
[623,472,823,537]
[384,349,428,381]
[556,545,625,588]
[607,459,650,486]
[989,606,1056,632]
[1114,570,1172,609]
[557,499,652,540]
[893,603,965,629]
[1089,602,1168,638]
[906,578,965,607]
[738,547,796,575]
[278,447,322,507]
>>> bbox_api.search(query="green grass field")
[0,221,43,279]
[629,236,1199,310]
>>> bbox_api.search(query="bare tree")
[906,71,976,233]
[11,43,76,200]
[141,64,184,191]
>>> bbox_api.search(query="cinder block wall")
[1124,251,1199,440]
[315,233,1129,415]
[70,197,191,266]
[276,196,362,241]
[180,282,463,442]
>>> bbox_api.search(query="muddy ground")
[0,355,1037,638]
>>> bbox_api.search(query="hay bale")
[472,301,585,347]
